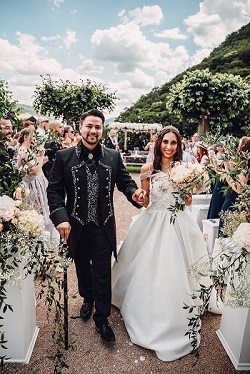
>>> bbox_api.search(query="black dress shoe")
[96,322,115,342]
[80,302,93,321]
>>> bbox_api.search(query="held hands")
[132,189,148,206]
[56,222,71,241]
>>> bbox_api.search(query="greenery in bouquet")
[184,188,250,356]
[167,161,210,224]
[0,188,72,370]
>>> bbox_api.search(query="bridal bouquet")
[168,161,210,223]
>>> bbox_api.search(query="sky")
[0,0,250,120]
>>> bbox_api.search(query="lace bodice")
[148,171,176,210]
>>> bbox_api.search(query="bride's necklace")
[160,163,170,170]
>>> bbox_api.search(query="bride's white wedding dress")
[112,170,212,361]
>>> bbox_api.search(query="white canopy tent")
[107,122,162,150]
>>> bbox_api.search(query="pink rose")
[0,223,4,232]
[11,218,18,225]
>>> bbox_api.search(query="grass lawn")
[126,165,141,173]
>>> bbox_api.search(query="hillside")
[17,103,40,119]
[116,23,250,135]
[195,23,250,77]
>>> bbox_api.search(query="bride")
[112,126,213,361]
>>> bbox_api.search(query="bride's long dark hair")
[153,126,183,171]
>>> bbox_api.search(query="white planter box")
[217,306,250,370]
[0,266,39,363]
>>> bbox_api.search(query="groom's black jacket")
[47,141,140,259]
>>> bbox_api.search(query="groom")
[47,109,146,343]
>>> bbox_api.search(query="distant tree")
[166,69,250,135]
[0,79,22,124]
[33,75,118,125]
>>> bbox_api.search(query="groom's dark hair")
[80,109,105,125]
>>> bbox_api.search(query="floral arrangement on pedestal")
[166,161,210,223]
[185,185,250,356]
[0,187,71,370]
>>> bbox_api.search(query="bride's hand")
[184,193,192,206]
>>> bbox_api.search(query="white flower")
[16,209,45,237]
[232,223,250,252]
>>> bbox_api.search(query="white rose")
[232,223,250,251]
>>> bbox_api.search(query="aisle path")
[4,174,247,373]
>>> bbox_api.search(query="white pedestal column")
[217,306,250,370]
[202,218,220,258]
[0,267,39,363]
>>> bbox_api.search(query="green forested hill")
[117,23,250,135]
[193,23,250,77]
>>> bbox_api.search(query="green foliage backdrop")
[33,75,118,125]
[166,69,249,135]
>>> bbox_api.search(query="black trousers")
[74,222,113,325]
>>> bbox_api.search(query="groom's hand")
[56,221,71,240]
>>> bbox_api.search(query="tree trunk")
[197,110,210,135]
